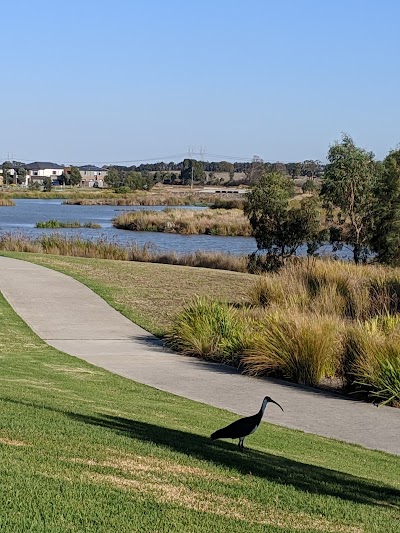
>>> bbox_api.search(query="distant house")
[78,165,108,188]
[25,162,64,185]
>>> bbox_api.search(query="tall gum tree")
[321,134,378,264]
[371,149,400,264]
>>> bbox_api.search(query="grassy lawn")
[0,287,399,532]
[1,252,255,335]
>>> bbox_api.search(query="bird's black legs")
[238,437,245,452]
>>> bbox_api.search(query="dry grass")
[113,208,252,236]
[0,234,248,272]
[84,470,361,532]
[250,259,400,319]
[0,197,15,206]
[243,312,343,385]
[0,436,30,447]
[63,192,227,206]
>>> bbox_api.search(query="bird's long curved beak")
[270,399,284,411]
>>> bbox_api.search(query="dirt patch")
[0,437,30,447]
[68,455,239,483]
[43,364,103,376]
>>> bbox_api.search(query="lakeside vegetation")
[63,192,221,206]
[0,234,248,272]
[1,289,399,531]
[0,197,15,206]
[113,208,252,236]
[36,220,101,229]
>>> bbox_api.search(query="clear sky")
[1,0,399,164]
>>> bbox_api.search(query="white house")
[25,162,64,184]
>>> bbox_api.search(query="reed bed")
[113,208,252,236]
[64,193,218,206]
[5,191,117,200]
[0,197,15,206]
[0,234,248,272]
[36,220,101,229]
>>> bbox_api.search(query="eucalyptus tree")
[321,134,378,264]
[244,172,323,270]
[371,148,400,264]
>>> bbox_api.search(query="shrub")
[301,179,317,193]
[243,312,343,386]
[346,317,400,406]
[166,297,250,365]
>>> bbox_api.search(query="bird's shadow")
[68,411,399,510]
[2,397,399,510]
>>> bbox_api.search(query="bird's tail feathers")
[211,427,229,440]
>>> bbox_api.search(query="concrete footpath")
[0,256,398,455]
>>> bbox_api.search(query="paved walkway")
[0,256,399,455]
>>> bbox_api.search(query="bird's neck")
[260,399,269,416]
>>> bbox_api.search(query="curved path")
[0,256,399,455]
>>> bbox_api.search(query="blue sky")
[1,0,399,164]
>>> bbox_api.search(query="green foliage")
[321,134,378,264]
[43,176,52,192]
[1,160,13,185]
[181,159,205,185]
[69,166,82,186]
[301,179,317,193]
[16,167,26,184]
[244,172,323,265]
[105,167,153,192]
[28,181,41,191]
[371,149,400,264]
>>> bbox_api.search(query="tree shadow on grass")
[2,396,399,510]
[67,411,399,510]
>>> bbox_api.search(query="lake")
[0,199,351,259]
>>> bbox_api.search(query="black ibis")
[210,396,284,451]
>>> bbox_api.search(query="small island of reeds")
[112,208,251,236]
[36,220,101,229]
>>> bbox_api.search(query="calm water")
[0,199,350,258]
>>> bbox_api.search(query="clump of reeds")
[0,198,15,206]
[113,208,252,236]
[36,220,101,229]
